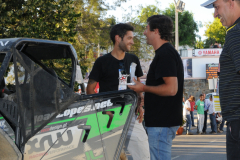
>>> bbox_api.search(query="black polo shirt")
[144,43,184,127]
[219,17,240,122]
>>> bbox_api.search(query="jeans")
[185,115,192,132]
[202,111,208,132]
[209,114,217,133]
[220,118,225,131]
[190,111,195,126]
[226,120,240,160]
[146,126,179,160]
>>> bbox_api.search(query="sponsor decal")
[25,126,83,160]
[25,104,132,159]
[198,51,202,55]
[56,99,113,118]
[34,113,55,124]
[40,123,68,133]
[32,99,113,125]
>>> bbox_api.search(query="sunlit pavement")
[126,111,227,160]
[171,111,226,160]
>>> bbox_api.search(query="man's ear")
[154,28,159,35]
[115,35,121,44]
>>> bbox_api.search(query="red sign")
[195,49,222,56]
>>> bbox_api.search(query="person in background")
[190,96,196,127]
[195,94,205,135]
[184,96,194,135]
[213,41,220,48]
[183,97,185,110]
[202,93,208,134]
[206,95,217,134]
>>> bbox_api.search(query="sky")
[107,0,215,40]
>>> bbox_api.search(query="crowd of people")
[183,93,225,135]
[210,41,222,48]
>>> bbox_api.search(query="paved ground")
[126,111,227,160]
[172,111,226,160]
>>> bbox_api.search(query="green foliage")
[122,3,199,59]
[203,37,216,49]
[162,4,199,47]
[195,39,204,49]
[72,0,119,76]
[204,18,226,45]
[0,0,80,42]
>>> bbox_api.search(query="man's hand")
[213,112,215,116]
[127,78,144,93]
[195,105,197,110]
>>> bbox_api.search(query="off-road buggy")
[0,38,137,160]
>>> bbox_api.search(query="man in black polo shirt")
[128,15,184,160]
[201,0,240,159]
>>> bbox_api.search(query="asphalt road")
[126,110,227,160]
[171,111,227,160]
[171,127,226,160]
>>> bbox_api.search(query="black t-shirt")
[89,53,143,92]
[144,43,184,127]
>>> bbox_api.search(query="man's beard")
[119,42,129,52]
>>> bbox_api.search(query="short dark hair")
[110,23,134,44]
[147,15,173,41]
[209,95,212,99]
[199,94,203,97]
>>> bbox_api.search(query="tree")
[203,37,216,49]
[204,17,226,45]
[122,3,199,59]
[162,4,199,47]
[0,0,80,42]
[72,0,121,77]
[195,39,204,49]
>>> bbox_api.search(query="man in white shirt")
[184,96,194,135]
[205,95,217,134]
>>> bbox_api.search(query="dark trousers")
[227,120,240,160]
[202,111,208,132]
[209,114,217,133]
[220,118,225,131]
[190,111,195,126]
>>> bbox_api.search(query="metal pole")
[175,6,179,52]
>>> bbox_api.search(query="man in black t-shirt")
[87,23,150,160]
[128,15,184,160]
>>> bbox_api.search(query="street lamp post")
[173,0,185,52]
